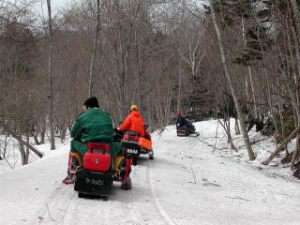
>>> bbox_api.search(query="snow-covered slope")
[1,120,300,225]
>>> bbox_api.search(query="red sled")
[138,137,152,150]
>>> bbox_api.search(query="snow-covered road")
[1,121,300,225]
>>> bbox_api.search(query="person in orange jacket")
[119,104,145,137]
[117,105,145,189]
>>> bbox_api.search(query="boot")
[120,157,132,189]
[121,177,132,190]
[62,172,75,184]
[62,152,81,185]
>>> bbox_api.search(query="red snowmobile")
[74,130,140,199]
[137,137,154,161]
[124,130,153,166]
[140,125,154,161]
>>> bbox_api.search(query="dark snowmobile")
[176,123,199,137]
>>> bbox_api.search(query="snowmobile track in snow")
[31,184,77,225]
[29,162,177,225]
[32,184,143,225]
[145,160,180,225]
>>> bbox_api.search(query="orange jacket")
[119,111,145,136]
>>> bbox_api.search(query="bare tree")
[88,0,101,97]
[209,1,255,160]
[46,0,55,150]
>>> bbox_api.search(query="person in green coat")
[63,97,121,184]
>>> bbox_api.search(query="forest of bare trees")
[1,0,300,173]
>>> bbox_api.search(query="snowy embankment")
[1,120,300,225]
[0,136,69,175]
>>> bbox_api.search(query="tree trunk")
[290,0,300,48]
[2,135,8,159]
[15,133,43,158]
[33,135,41,145]
[41,120,46,144]
[241,17,258,118]
[291,133,300,167]
[245,73,250,109]
[279,109,288,154]
[88,0,101,97]
[219,119,237,152]
[248,66,258,118]
[264,72,280,136]
[210,2,255,160]
[19,141,26,165]
[262,125,300,165]
[25,135,30,164]
[235,117,241,135]
[18,136,30,165]
[60,127,66,142]
[289,2,300,168]
[47,0,55,150]
[0,121,43,158]
[147,95,152,128]
[177,47,182,113]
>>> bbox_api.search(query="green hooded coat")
[70,108,121,157]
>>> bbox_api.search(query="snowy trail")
[1,122,300,225]
[27,155,180,225]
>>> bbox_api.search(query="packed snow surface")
[1,120,300,225]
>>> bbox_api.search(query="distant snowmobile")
[175,112,199,137]
[176,123,199,137]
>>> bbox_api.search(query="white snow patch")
[1,119,300,225]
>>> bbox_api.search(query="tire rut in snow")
[70,185,143,225]
[145,160,180,225]
[30,158,180,225]
[31,184,76,225]
[32,183,145,225]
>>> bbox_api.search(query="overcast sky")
[45,0,206,12]
[37,0,73,14]
[5,0,206,19]
[50,0,72,10]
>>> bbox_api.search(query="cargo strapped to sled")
[122,131,140,148]
[83,142,111,172]
[138,137,152,150]
[87,142,110,152]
